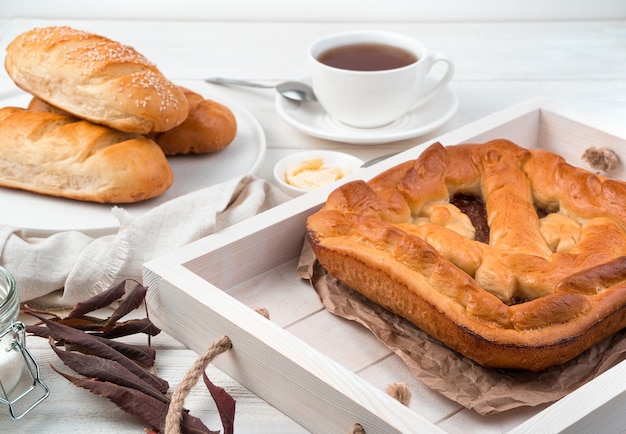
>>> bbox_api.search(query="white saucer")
[275,77,459,145]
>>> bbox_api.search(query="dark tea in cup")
[317,43,418,71]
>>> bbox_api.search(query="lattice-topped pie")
[307,139,626,371]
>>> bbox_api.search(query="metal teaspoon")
[205,77,317,102]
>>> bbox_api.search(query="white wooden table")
[0,10,625,433]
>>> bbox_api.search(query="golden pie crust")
[306,139,626,371]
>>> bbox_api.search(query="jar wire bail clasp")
[0,321,50,420]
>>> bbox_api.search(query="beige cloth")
[0,175,289,307]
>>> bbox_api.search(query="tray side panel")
[183,200,321,289]
[510,361,626,434]
[144,269,443,434]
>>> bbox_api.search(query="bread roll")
[149,88,237,155]
[0,107,173,203]
[29,88,238,156]
[28,96,69,116]
[307,139,626,371]
[5,26,189,134]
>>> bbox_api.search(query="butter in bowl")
[273,150,363,196]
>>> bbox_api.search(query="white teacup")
[308,30,454,129]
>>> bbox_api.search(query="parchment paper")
[297,241,626,415]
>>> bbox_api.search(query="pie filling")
[450,193,555,246]
[449,194,489,243]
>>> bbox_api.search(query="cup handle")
[413,52,454,107]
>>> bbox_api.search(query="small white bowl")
[273,150,364,197]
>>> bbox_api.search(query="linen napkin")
[0,175,289,307]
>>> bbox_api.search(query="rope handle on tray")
[164,335,233,434]
[163,307,412,434]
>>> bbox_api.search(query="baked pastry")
[28,87,238,156]
[5,26,189,134]
[307,139,626,371]
[27,96,69,116]
[0,107,173,203]
[148,87,237,155]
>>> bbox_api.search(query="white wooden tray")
[143,98,626,434]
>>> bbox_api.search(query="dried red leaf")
[26,280,231,433]
[32,313,168,393]
[51,365,215,434]
[56,315,108,331]
[106,282,147,326]
[58,338,155,367]
[21,304,62,320]
[66,280,128,318]
[91,337,156,367]
[98,318,161,339]
[203,371,236,434]
[63,336,155,364]
[25,324,51,339]
[50,342,166,403]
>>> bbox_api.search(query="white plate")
[275,77,459,145]
[0,87,266,237]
